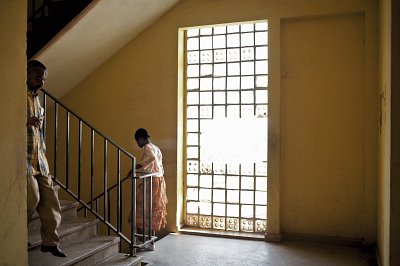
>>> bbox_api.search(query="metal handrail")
[40,88,156,256]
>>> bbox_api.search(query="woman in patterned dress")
[129,128,168,234]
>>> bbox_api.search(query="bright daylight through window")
[184,21,268,233]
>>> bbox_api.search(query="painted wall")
[390,2,400,265]
[377,0,391,264]
[45,0,378,243]
[0,0,27,265]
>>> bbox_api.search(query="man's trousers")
[27,173,61,246]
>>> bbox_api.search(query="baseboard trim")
[282,232,364,247]
[265,233,283,243]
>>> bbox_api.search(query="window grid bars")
[185,22,268,233]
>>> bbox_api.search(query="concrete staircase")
[28,199,142,266]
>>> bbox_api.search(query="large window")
[184,21,268,233]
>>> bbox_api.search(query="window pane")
[255,32,268,45]
[187,174,199,186]
[200,36,212,49]
[187,92,199,105]
[241,90,254,104]
[200,50,212,63]
[213,35,226,49]
[200,27,212,35]
[188,51,199,64]
[227,105,240,118]
[241,205,254,218]
[255,22,268,31]
[228,63,240,76]
[187,201,198,214]
[187,29,199,37]
[213,77,226,90]
[213,203,226,216]
[256,177,268,191]
[241,191,254,204]
[214,49,226,62]
[200,175,212,188]
[187,106,198,118]
[241,176,254,190]
[241,105,254,118]
[187,133,198,145]
[241,62,254,75]
[241,76,254,90]
[227,34,240,47]
[187,188,198,200]
[187,160,198,173]
[214,64,226,77]
[227,77,240,90]
[213,106,225,118]
[241,33,254,46]
[227,190,239,203]
[241,47,254,61]
[187,65,199,77]
[199,188,211,202]
[227,204,239,217]
[227,176,239,189]
[255,60,268,75]
[187,147,198,158]
[255,191,267,205]
[187,38,199,50]
[200,64,213,77]
[241,24,254,32]
[213,175,225,188]
[214,91,225,104]
[187,78,199,90]
[255,206,267,219]
[256,46,268,60]
[199,202,211,215]
[200,78,212,90]
[200,92,212,104]
[227,25,239,33]
[227,91,239,104]
[213,190,225,203]
[214,26,226,34]
[187,119,198,132]
[255,75,268,88]
[227,48,240,62]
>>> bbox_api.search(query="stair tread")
[29,217,98,249]
[28,236,119,266]
[30,200,78,220]
[95,253,143,266]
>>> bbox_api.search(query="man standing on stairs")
[26,60,67,257]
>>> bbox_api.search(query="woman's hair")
[135,128,150,140]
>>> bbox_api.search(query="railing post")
[54,102,58,178]
[117,150,121,232]
[104,139,108,222]
[143,177,146,242]
[78,120,82,199]
[131,158,137,257]
[66,111,70,189]
[91,129,94,210]
[43,94,46,141]
[149,175,153,241]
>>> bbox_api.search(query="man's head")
[134,128,150,148]
[27,60,48,92]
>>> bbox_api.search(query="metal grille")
[184,22,268,233]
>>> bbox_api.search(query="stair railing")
[40,88,156,256]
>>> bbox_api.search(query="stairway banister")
[40,88,134,160]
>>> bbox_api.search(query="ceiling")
[35,0,181,98]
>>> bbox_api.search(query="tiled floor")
[138,233,377,266]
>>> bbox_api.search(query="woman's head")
[134,128,150,148]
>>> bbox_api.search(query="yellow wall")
[49,0,378,242]
[378,0,391,264]
[0,0,27,265]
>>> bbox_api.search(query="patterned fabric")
[27,90,50,176]
[136,176,168,231]
[131,143,168,231]
[138,143,164,177]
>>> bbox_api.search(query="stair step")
[94,253,143,266]
[29,217,98,250]
[29,200,79,233]
[28,236,120,266]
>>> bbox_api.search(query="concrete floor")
[138,233,377,266]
